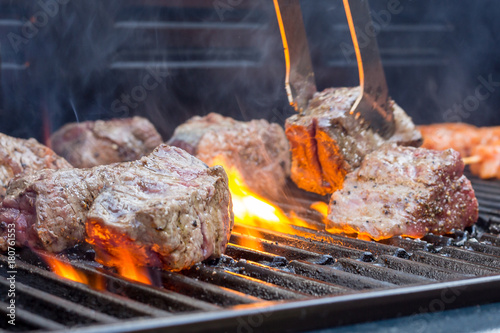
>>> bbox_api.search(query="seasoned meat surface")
[50,116,163,168]
[0,133,71,200]
[0,145,233,271]
[327,144,478,240]
[168,113,290,199]
[286,87,422,195]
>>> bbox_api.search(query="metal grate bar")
[183,264,308,301]
[337,258,434,285]
[233,260,350,297]
[411,250,500,276]
[224,243,288,266]
[70,261,220,313]
[230,232,337,264]
[0,301,65,331]
[159,270,261,306]
[0,255,170,319]
[380,255,468,280]
[287,260,395,290]
[231,229,368,260]
[0,278,117,327]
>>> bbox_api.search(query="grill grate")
[2,175,500,332]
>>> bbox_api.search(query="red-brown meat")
[286,87,422,195]
[0,133,71,200]
[168,113,290,199]
[0,145,233,271]
[50,116,163,168]
[327,144,478,240]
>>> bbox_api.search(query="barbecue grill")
[0,174,500,332]
[1,1,500,332]
[1,175,500,332]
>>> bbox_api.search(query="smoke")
[0,0,499,141]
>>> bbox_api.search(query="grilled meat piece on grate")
[0,145,233,271]
[327,144,478,240]
[168,113,290,199]
[418,123,481,157]
[285,87,422,195]
[0,133,71,200]
[50,116,163,168]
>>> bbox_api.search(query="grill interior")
[2,174,500,333]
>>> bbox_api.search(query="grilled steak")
[0,133,71,200]
[168,113,290,199]
[0,145,233,271]
[327,144,478,240]
[286,87,422,195]
[50,116,163,168]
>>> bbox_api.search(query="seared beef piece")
[168,113,290,199]
[285,87,422,195]
[0,145,233,271]
[50,116,163,168]
[0,133,71,200]
[327,144,478,240]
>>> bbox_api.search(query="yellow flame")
[212,156,319,250]
[86,221,152,285]
[310,201,329,219]
[39,253,89,285]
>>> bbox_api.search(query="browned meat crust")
[0,133,71,200]
[168,113,290,199]
[0,145,233,271]
[327,144,478,240]
[285,87,422,195]
[50,116,163,168]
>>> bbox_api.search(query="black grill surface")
[2,175,500,333]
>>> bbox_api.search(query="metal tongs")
[343,0,395,138]
[274,0,395,138]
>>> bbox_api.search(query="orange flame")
[86,221,152,285]
[310,201,329,219]
[213,157,318,249]
[38,252,89,285]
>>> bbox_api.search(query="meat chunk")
[0,133,71,200]
[50,116,163,168]
[470,141,500,179]
[419,123,481,157]
[168,113,290,199]
[327,144,478,240]
[285,87,422,195]
[0,144,233,271]
[419,123,500,180]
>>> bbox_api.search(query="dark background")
[0,0,499,143]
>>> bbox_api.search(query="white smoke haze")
[0,0,499,141]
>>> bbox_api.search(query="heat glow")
[86,220,152,285]
[38,252,89,285]
[212,156,319,249]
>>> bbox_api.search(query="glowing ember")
[38,252,89,285]
[86,221,153,285]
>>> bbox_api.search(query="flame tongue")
[214,156,320,250]
[86,220,153,285]
[36,251,89,285]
